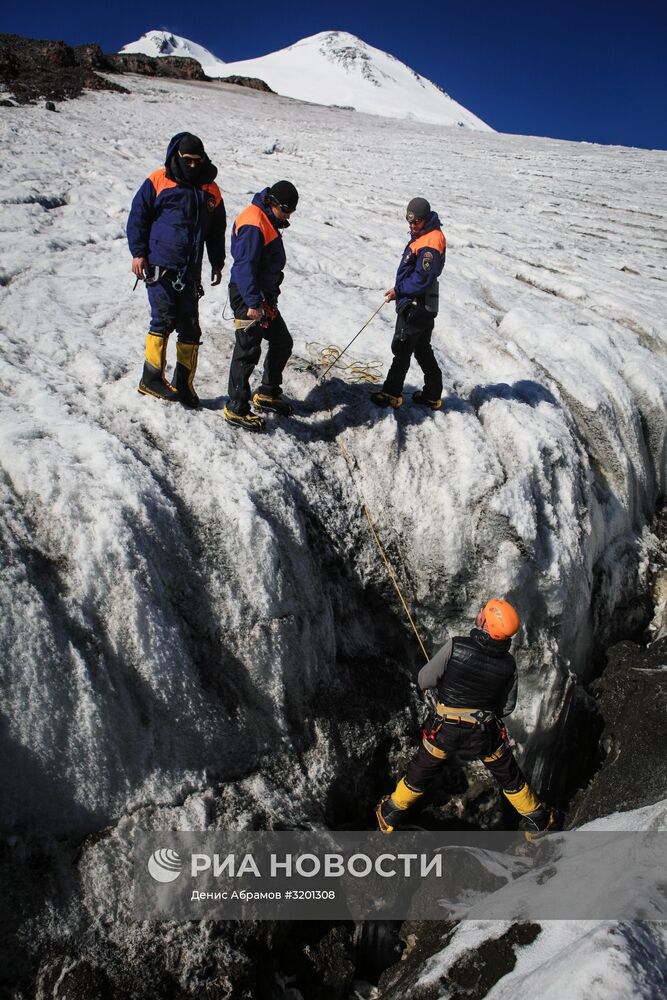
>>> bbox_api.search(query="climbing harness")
[435,705,495,725]
[317,300,386,384]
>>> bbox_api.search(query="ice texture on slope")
[0,76,666,842]
[417,920,667,1000]
[410,800,667,998]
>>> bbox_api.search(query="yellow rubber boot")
[138,332,178,401]
[173,340,201,408]
[375,778,423,833]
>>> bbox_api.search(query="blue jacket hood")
[165,132,189,164]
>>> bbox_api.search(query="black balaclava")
[169,133,215,187]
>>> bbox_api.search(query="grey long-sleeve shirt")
[417,637,518,717]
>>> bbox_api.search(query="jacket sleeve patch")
[422,251,434,272]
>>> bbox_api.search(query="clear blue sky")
[4,0,666,149]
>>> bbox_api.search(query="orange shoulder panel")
[202,181,222,207]
[148,167,177,197]
[234,203,279,245]
[410,230,446,254]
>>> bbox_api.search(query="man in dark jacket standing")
[372,197,445,411]
[223,181,298,432]
[127,132,226,407]
[376,599,556,838]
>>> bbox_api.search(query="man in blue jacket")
[372,197,446,411]
[223,181,298,432]
[127,133,226,407]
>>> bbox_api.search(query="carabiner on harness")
[172,272,186,292]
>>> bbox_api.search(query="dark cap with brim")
[406,197,430,222]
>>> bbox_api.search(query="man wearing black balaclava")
[127,132,226,407]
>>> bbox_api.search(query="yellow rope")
[302,312,430,667]
[305,342,383,384]
[332,428,430,665]
[362,503,430,664]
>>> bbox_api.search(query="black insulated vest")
[436,633,516,714]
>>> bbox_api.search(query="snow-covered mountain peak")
[292,30,399,88]
[119,29,225,68]
[118,28,489,129]
[219,30,491,129]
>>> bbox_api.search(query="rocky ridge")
[0,34,272,106]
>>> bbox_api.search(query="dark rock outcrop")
[0,35,275,105]
[377,921,541,999]
[108,52,208,80]
[568,635,667,826]
[219,74,275,93]
[0,34,128,104]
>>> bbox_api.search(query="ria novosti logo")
[148,849,183,883]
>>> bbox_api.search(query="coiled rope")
[304,342,383,384]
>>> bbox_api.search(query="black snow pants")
[382,302,442,399]
[405,717,526,796]
[226,282,293,415]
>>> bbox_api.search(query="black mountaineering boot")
[223,407,266,433]
[519,806,560,842]
[173,341,201,408]
[252,392,294,416]
[138,332,178,401]
[370,390,403,409]
[412,390,442,411]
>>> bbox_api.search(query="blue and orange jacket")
[229,189,287,309]
[394,212,446,312]
[127,133,226,278]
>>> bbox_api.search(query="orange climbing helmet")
[477,599,520,640]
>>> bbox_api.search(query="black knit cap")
[269,180,299,212]
[178,133,206,157]
[406,197,430,223]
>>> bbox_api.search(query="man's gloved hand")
[211,264,223,286]
[263,303,278,322]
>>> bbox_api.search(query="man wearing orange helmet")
[376,598,556,837]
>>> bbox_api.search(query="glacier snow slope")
[1,74,666,840]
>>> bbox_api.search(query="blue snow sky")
[4,0,666,149]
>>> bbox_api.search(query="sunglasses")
[270,197,294,213]
[178,152,204,164]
